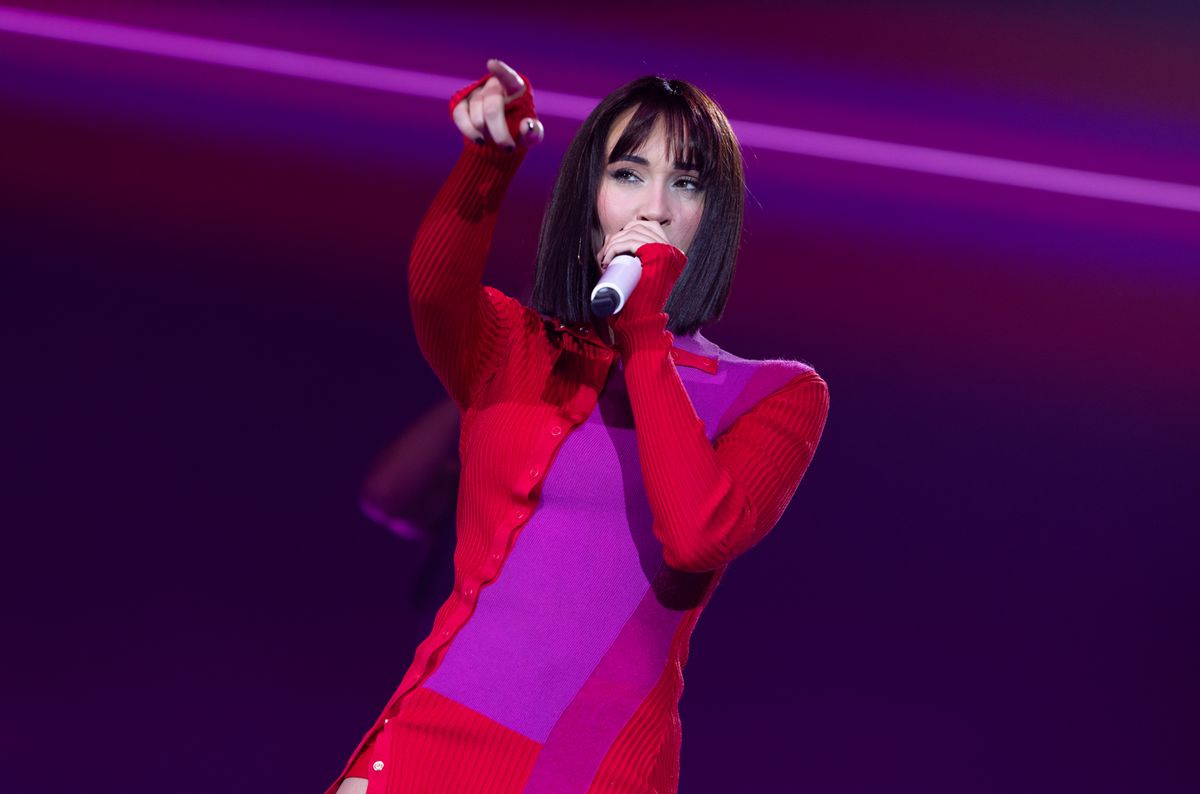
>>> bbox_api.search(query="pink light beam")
[2,5,1199,213]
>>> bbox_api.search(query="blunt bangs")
[608,91,715,180]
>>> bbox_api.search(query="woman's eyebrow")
[612,153,699,172]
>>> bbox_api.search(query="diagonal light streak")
[2,5,1199,213]
[734,120,1200,212]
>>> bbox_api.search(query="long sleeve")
[408,142,527,412]
[619,311,830,573]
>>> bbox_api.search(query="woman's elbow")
[659,502,757,573]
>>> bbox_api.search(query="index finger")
[487,58,526,100]
[621,220,671,241]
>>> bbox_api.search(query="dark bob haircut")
[528,76,745,336]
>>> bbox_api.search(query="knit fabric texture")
[327,130,829,794]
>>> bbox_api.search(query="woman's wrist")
[614,312,673,358]
[460,137,528,166]
[444,141,527,219]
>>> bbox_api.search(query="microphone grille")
[590,288,619,318]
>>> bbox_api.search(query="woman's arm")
[408,61,541,412]
[614,244,830,572]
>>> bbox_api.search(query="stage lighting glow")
[2,5,1198,213]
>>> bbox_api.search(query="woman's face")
[593,106,705,272]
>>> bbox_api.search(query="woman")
[330,58,829,794]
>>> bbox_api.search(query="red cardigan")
[328,78,829,794]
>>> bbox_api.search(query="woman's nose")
[637,186,671,226]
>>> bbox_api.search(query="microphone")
[589,253,642,318]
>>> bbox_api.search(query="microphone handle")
[589,254,642,317]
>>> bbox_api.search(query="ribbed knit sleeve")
[619,313,830,573]
[408,142,527,412]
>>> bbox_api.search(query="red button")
[514,509,527,520]
[670,350,679,359]
[550,425,562,436]
[491,552,502,561]
[529,468,540,479]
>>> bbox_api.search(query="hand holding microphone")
[591,220,688,337]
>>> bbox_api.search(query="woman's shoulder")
[682,331,827,437]
[689,330,821,380]
[478,287,541,340]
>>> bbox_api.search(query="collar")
[544,316,720,375]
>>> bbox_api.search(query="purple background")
[2,1,1197,791]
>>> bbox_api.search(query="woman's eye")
[608,169,702,191]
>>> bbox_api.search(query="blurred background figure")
[358,397,460,613]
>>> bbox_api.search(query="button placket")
[389,354,629,739]
[411,350,610,698]
[364,718,390,779]
[523,403,581,500]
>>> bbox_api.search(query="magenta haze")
[1,6,1198,211]
[2,2,1198,794]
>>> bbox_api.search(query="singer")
[329,59,829,794]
